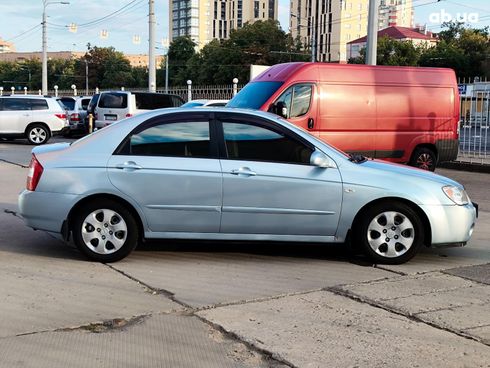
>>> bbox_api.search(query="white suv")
[0,95,67,145]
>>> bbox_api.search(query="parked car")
[19,108,477,264]
[227,62,461,171]
[94,91,184,129]
[0,95,67,145]
[58,96,92,136]
[181,99,229,108]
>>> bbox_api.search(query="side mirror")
[269,101,288,118]
[310,150,336,168]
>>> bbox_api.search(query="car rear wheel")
[410,147,437,171]
[26,124,50,145]
[72,199,139,262]
[354,202,424,264]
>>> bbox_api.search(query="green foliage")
[167,36,197,85]
[349,22,490,79]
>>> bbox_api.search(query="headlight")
[442,186,469,205]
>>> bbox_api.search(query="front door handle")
[115,161,142,171]
[230,167,256,177]
[308,118,314,129]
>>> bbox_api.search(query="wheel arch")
[66,193,145,242]
[351,197,432,247]
[24,122,52,136]
[410,143,438,162]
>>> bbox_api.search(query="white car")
[181,99,229,108]
[0,95,67,145]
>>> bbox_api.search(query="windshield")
[227,81,283,109]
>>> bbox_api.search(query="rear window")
[59,98,75,110]
[98,92,128,109]
[80,98,91,110]
[134,93,183,110]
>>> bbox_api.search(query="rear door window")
[80,98,91,110]
[99,93,128,109]
[135,93,183,109]
[59,98,75,110]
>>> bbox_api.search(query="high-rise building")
[0,38,15,53]
[290,0,414,63]
[169,0,278,47]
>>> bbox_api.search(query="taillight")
[26,155,44,191]
[125,113,133,117]
[70,113,80,121]
[55,113,67,120]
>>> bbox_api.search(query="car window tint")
[59,99,75,110]
[81,98,91,110]
[99,93,128,109]
[290,85,312,118]
[2,98,30,111]
[222,121,313,164]
[30,99,49,110]
[130,121,210,158]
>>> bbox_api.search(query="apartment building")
[0,38,15,53]
[290,0,413,63]
[169,0,278,47]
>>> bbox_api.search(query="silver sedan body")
[18,108,477,264]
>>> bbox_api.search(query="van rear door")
[97,92,129,122]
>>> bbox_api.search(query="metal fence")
[459,82,490,164]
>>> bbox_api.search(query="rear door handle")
[115,161,142,171]
[230,167,256,177]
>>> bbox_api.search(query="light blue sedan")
[18,108,477,264]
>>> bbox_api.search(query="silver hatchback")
[18,109,477,264]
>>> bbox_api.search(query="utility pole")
[42,1,69,95]
[148,0,156,92]
[85,59,89,95]
[366,0,379,65]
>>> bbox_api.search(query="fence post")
[11,87,15,95]
[233,78,238,96]
[23,87,27,95]
[0,87,3,96]
[121,86,125,91]
[54,85,58,97]
[38,89,42,96]
[95,87,99,94]
[187,80,192,101]
[71,84,77,96]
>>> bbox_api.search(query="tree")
[349,36,422,66]
[167,36,196,85]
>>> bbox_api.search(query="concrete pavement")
[0,139,489,367]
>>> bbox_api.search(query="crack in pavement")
[326,285,490,347]
[0,159,28,168]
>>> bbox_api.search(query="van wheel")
[410,147,437,171]
[354,202,424,265]
[26,124,50,145]
[72,199,139,262]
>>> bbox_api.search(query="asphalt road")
[0,136,489,367]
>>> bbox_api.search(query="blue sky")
[0,0,489,54]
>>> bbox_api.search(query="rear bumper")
[436,139,459,163]
[18,190,80,234]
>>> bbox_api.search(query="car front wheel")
[26,124,50,145]
[354,202,424,264]
[72,200,139,262]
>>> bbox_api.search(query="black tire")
[72,199,139,262]
[354,201,424,265]
[26,124,50,145]
[409,147,437,172]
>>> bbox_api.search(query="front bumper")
[421,202,477,246]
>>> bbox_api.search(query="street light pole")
[366,0,379,65]
[84,59,89,95]
[148,0,156,92]
[291,14,316,62]
[41,0,69,95]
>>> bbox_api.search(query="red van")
[227,62,460,171]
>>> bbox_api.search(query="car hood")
[358,159,462,188]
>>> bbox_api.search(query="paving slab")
[336,271,490,345]
[198,291,490,368]
[0,212,181,337]
[0,314,270,368]
[112,248,392,308]
[445,263,490,285]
